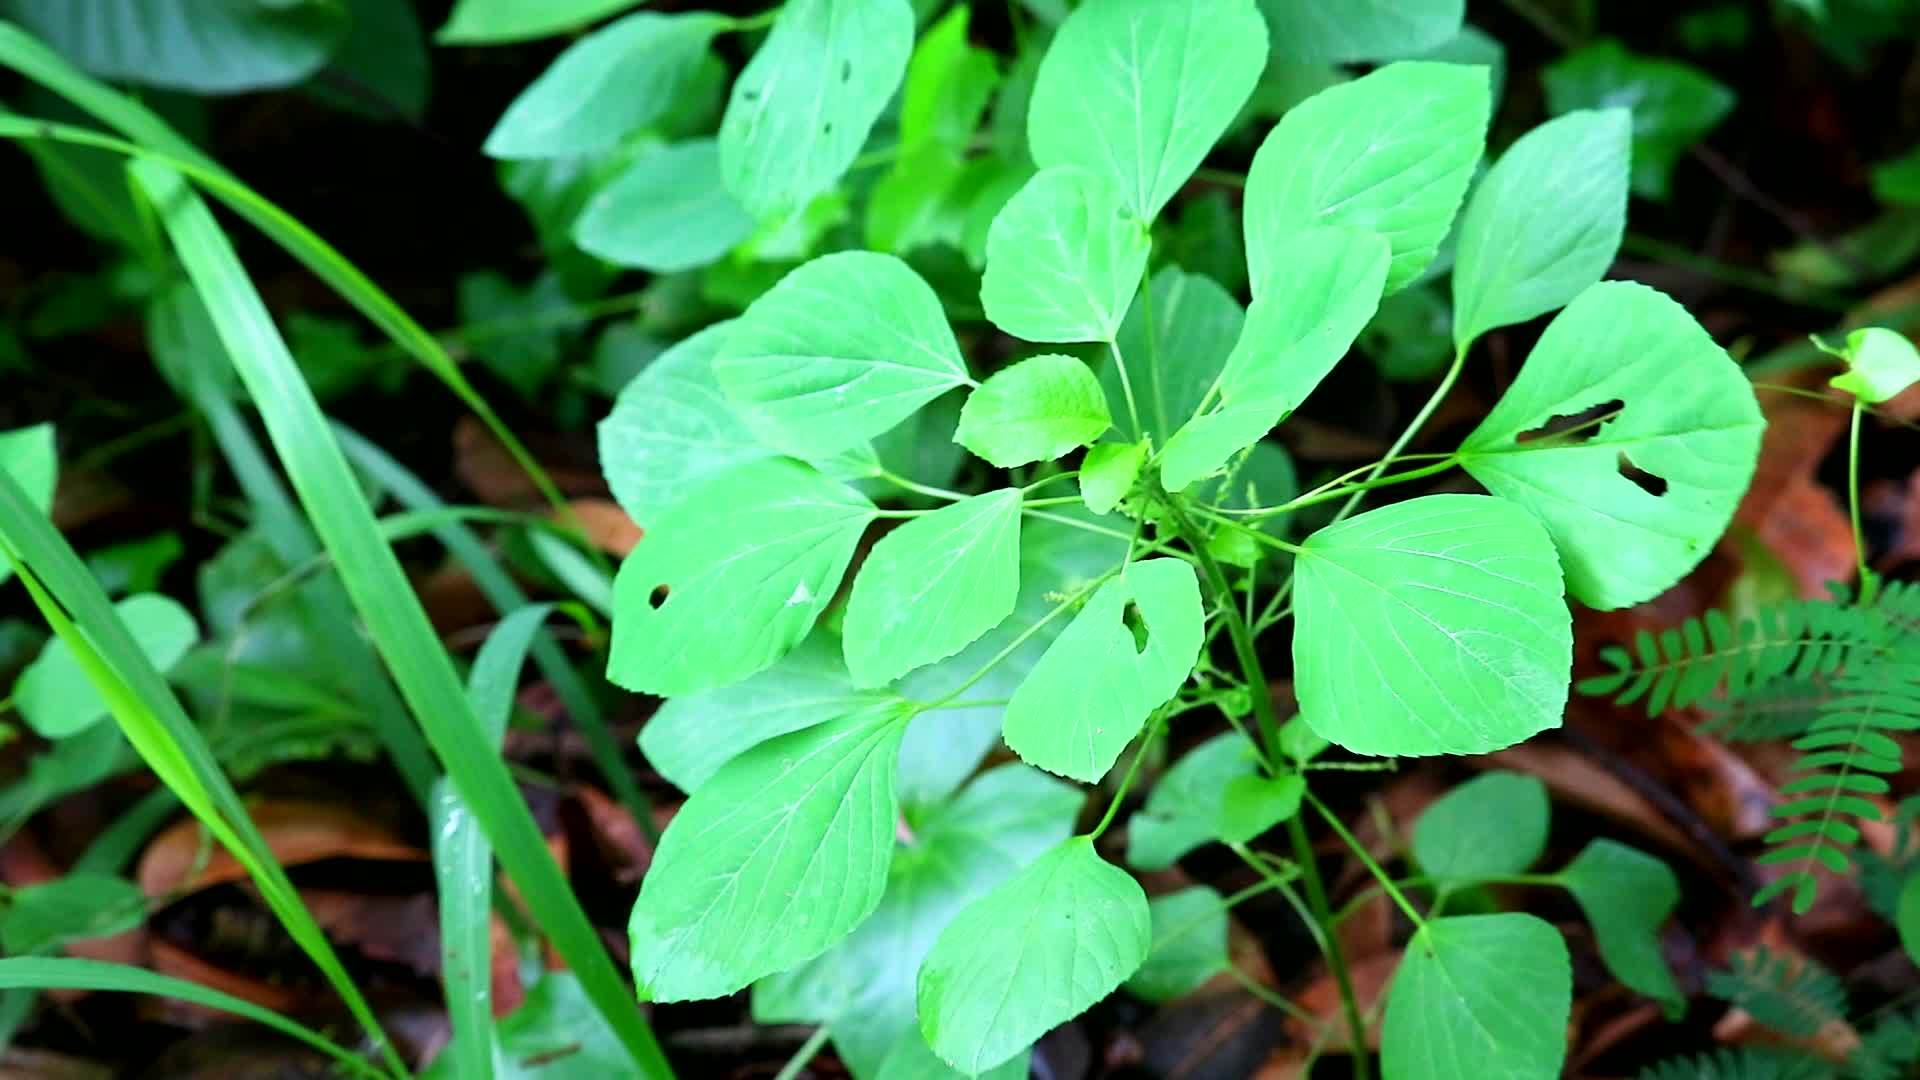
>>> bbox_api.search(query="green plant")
[599,0,1767,1076]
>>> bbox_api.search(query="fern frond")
[1639,1047,1835,1080]
[1755,660,1920,913]
[1849,1008,1920,1080]
[1577,600,1891,716]
[1701,674,1836,742]
[1876,579,1920,637]
[1706,947,1850,1038]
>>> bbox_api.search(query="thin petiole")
[1306,792,1426,931]
[771,1025,833,1080]
[1848,401,1876,602]
[876,468,969,503]
[1108,335,1145,441]
[1090,720,1163,840]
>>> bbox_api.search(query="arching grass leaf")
[1244,63,1489,294]
[631,706,911,1001]
[957,354,1111,467]
[16,593,197,739]
[1382,913,1571,1080]
[917,837,1151,1074]
[1125,886,1229,1001]
[1292,495,1571,757]
[608,459,876,696]
[1543,40,1735,201]
[1412,771,1549,883]
[438,0,642,44]
[1003,558,1203,782]
[1458,281,1763,610]
[718,0,913,219]
[1452,109,1630,352]
[981,166,1150,343]
[844,490,1022,688]
[1102,268,1244,447]
[0,423,54,588]
[1558,839,1683,1013]
[1027,0,1268,222]
[715,252,972,459]
[0,0,347,93]
[1255,0,1464,63]
[1127,731,1263,870]
[574,139,755,272]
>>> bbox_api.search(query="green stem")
[772,1025,833,1080]
[1108,336,1144,440]
[1232,841,1370,1079]
[1848,401,1876,602]
[1306,793,1425,930]
[1090,719,1162,840]
[1332,347,1467,525]
[876,469,969,503]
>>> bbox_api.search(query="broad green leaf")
[1825,326,1920,403]
[1451,109,1631,352]
[1417,25,1506,106]
[16,593,197,739]
[1412,771,1549,882]
[1027,0,1268,221]
[87,533,184,597]
[917,837,1151,1073]
[597,322,768,525]
[1874,144,1920,205]
[573,139,755,272]
[607,460,876,696]
[631,707,909,1001]
[1900,869,1920,967]
[715,252,972,459]
[1102,268,1244,447]
[956,354,1111,467]
[640,634,889,793]
[1081,441,1146,515]
[899,3,999,149]
[1543,40,1735,201]
[1558,839,1683,1012]
[1160,228,1389,491]
[1218,772,1305,844]
[0,873,145,954]
[1125,886,1229,1001]
[1458,282,1763,610]
[1244,63,1490,295]
[0,0,347,93]
[844,490,1022,688]
[1127,731,1262,870]
[1292,495,1571,757]
[1361,283,1454,381]
[1381,913,1571,1080]
[1004,558,1204,781]
[437,0,640,44]
[485,13,726,160]
[0,423,55,587]
[877,1036,1027,1080]
[718,0,914,219]
[754,764,1080,1079]
[1255,0,1464,62]
[323,0,429,123]
[981,167,1150,343]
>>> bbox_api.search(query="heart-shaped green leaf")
[1558,839,1683,1013]
[981,167,1150,343]
[1382,913,1572,1080]
[957,354,1112,467]
[1412,771,1549,883]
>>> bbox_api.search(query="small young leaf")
[1127,732,1263,870]
[1452,109,1631,351]
[484,12,726,159]
[1255,0,1465,63]
[1543,40,1736,201]
[844,491,1022,688]
[917,837,1151,1073]
[1081,441,1146,515]
[16,593,197,739]
[1218,772,1305,844]
[981,166,1150,343]
[1292,495,1571,757]
[716,252,972,459]
[1003,558,1203,782]
[607,460,876,696]
[1825,327,1920,403]
[1027,0,1268,222]
[1381,913,1572,1080]
[0,423,55,587]
[1244,62,1490,294]
[1125,886,1230,1001]
[956,354,1112,467]
[573,139,755,273]
[1558,839,1684,1013]
[631,707,909,1001]
[1412,771,1549,883]
[1458,281,1763,610]
[718,0,913,219]
[438,0,638,43]
[1102,269,1245,447]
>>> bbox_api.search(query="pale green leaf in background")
[1101,268,1244,447]
[1452,109,1631,351]
[1255,0,1464,62]
[917,837,1150,1074]
[607,460,875,696]
[1558,839,1684,1013]
[1125,886,1229,1001]
[1412,771,1549,882]
[1081,441,1146,515]
[0,873,145,954]
[0,0,348,93]
[573,139,755,272]
[1127,732,1262,870]
[1244,63,1490,294]
[1027,0,1268,221]
[438,0,642,45]
[16,593,197,739]
[1291,495,1571,757]
[981,166,1150,343]
[0,423,55,587]
[1459,282,1763,610]
[1218,772,1305,844]
[1003,558,1203,782]
[1899,869,1920,967]
[844,490,1022,688]
[1381,913,1571,1080]
[956,354,1111,467]
[1824,326,1920,403]
[1543,40,1736,201]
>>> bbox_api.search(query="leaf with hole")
[1003,558,1204,782]
[1452,109,1630,351]
[16,593,198,740]
[1125,886,1229,1001]
[844,490,1022,688]
[1543,40,1735,201]
[1381,913,1571,1080]
[715,252,972,459]
[917,837,1150,1074]
[1412,771,1548,883]
[956,354,1111,467]
[1255,0,1465,62]
[1558,839,1684,1013]
[1458,281,1763,610]
[981,167,1151,344]
[1292,495,1571,757]
[573,139,755,273]
[1027,0,1268,222]
[1101,268,1244,448]
[607,459,875,696]
[1244,62,1490,295]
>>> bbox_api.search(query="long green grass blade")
[127,161,672,1077]
[0,958,378,1076]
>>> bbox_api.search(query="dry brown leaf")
[137,799,424,898]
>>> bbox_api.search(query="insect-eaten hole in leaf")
[648,584,671,610]
[1121,601,1150,654]
[1616,453,1669,497]
[1516,399,1624,445]
[841,60,853,83]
